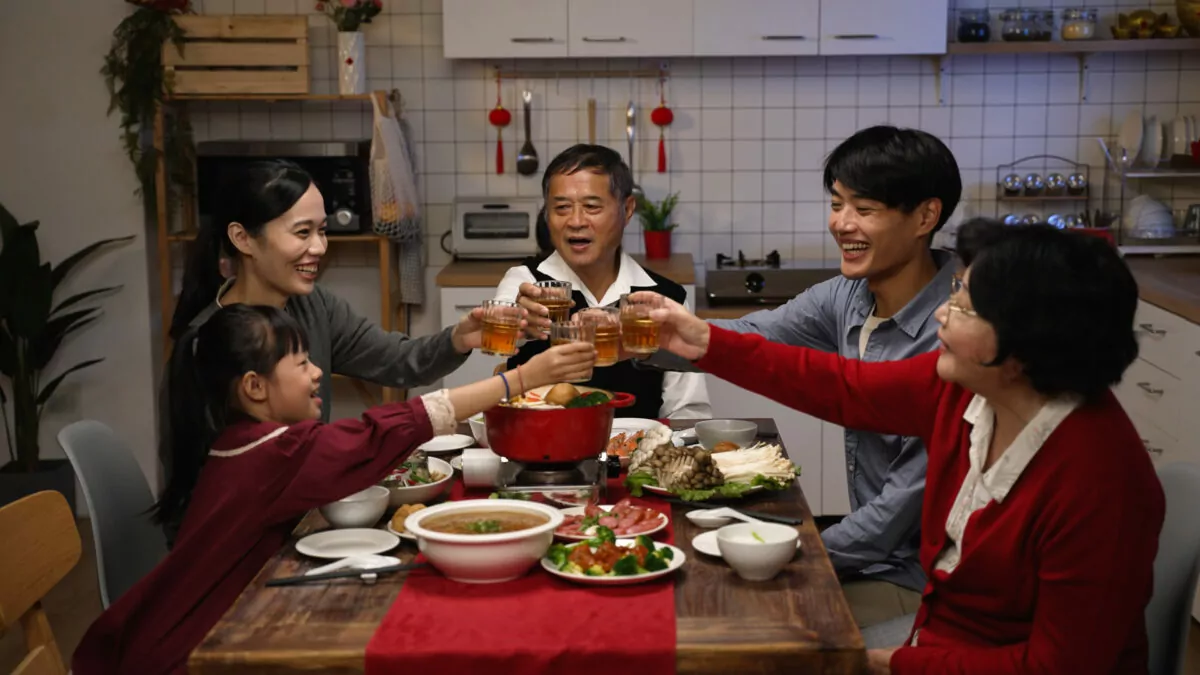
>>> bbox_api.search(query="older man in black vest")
[493,144,711,420]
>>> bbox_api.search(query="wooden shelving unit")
[152,91,407,404]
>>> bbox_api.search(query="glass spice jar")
[957,9,992,43]
[1001,8,1053,41]
[1061,8,1097,40]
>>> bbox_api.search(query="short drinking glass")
[619,293,662,355]
[536,280,574,325]
[575,306,621,367]
[549,322,596,383]
[480,300,522,357]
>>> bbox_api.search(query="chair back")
[1147,462,1200,675]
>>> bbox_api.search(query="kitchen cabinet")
[693,0,820,56]
[1110,300,1200,619]
[818,0,949,55]
[566,0,693,57]
[442,0,568,59]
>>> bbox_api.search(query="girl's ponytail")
[154,329,213,525]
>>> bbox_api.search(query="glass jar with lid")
[1061,8,1098,40]
[1001,8,1053,41]
[957,9,991,43]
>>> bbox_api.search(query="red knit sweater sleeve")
[265,398,434,523]
[890,444,1164,675]
[696,325,946,440]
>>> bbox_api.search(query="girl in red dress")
[72,304,595,674]
[634,221,1165,675]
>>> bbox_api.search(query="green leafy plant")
[101,1,195,214]
[636,192,681,232]
[316,0,383,31]
[0,203,134,473]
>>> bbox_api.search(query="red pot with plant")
[636,192,680,260]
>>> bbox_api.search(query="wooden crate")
[163,15,309,96]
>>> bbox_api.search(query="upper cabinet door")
[568,0,693,57]
[818,0,948,55]
[443,0,568,58]
[694,0,819,56]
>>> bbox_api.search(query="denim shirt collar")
[848,249,957,339]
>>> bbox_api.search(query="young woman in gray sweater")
[159,159,478,543]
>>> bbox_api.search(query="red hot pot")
[483,385,635,463]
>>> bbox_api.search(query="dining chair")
[0,491,82,675]
[57,420,168,609]
[1146,461,1200,675]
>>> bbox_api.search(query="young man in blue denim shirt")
[653,126,961,630]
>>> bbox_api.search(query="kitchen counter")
[436,253,695,288]
[695,297,781,320]
[1126,256,1200,324]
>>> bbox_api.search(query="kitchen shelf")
[947,38,1200,55]
[166,93,373,102]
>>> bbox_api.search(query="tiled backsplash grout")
[188,0,1200,270]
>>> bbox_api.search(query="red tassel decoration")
[650,73,674,174]
[487,71,512,175]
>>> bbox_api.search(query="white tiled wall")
[184,0,1200,411]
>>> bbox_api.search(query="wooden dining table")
[188,418,866,675]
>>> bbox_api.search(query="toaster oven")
[452,197,541,259]
[196,140,371,234]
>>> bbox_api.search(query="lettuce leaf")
[624,471,659,497]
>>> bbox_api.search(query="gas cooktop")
[705,250,841,306]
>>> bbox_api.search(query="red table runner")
[365,480,678,675]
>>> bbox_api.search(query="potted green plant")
[0,203,134,511]
[636,192,680,260]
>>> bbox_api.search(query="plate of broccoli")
[541,526,685,585]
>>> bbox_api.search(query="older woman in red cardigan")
[634,220,1164,675]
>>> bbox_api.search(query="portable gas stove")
[704,249,842,306]
[494,453,623,507]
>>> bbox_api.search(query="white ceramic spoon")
[686,506,765,529]
[305,554,400,576]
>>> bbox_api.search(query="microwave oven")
[195,140,372,234]
[452,196,541,259]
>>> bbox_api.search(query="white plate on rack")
[1141,116,1162,166]
[295,529,399,559]
[418,434,475,454]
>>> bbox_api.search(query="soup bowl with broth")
[404,499,565,583]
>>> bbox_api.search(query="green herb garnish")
[469,520,502,533]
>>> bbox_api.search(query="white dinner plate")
[295,528,399,559]
[555,504,669,541]
[541,540,686,585]
[418,433,475,454]
[691,530,801,558]
[1143,116,1163,166]
[610,419,668,436]
[641,483,765,499]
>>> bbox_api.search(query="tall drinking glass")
[480,300,522,357]
[575,306,621,367]
[549,322,596,383]
[619,293,663,355]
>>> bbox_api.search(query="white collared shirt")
[495,251,712,420]
[933,394,1081,575]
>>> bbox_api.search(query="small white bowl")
[716,522,799,581]
[405,499,564,584]
[318,485,390,529]
[468,413,489,448]
[694,419,758,450]
[384,456,455,507]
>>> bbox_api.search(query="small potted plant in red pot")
[636,192,679,260]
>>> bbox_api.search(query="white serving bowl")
[716,522,799,581]
[404,499,564,583]
[318,485,390,529]
[384,456,455,507]
[694,419,759,450]
[468,413,489,448]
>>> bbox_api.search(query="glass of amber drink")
[548,322,596,383]
[535,280,573,325]
[480,300,522,357]
[619,293,662,355]
[575,307,621,367]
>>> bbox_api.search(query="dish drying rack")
[1097,138,1200,255]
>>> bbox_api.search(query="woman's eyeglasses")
[946,276,979,324]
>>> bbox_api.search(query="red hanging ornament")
[650,74,674,174]
[487,71,512,175]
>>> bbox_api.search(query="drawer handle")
[832,34,881,40]
[510,37,557,43]
[1138,323,1167,336]
[762,35,808,40]
[582,36,628,43]
[1137,382,1164,395]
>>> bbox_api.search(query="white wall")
[0,2,160,504]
